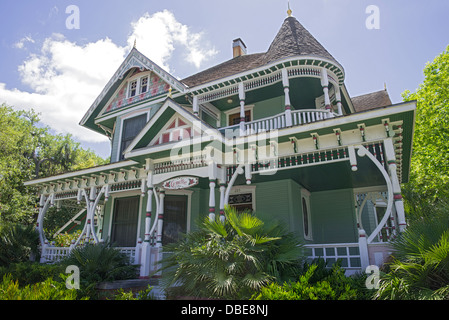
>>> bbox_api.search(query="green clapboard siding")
[310,189,357,244]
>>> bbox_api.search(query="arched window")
[302,197,309,238]
[301,189,312,240]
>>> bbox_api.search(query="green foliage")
[402,45,449,207]
[0,274,83,300]
[60,243,138,285]
[375,204,449,300]
[0,103,107,226]
[53,230,82,247]
[160,206,304,300]
[112,285,155,300]
[0,262,64,286]
[252,260,368,300]
[0,223,40,267]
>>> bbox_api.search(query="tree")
[402,45,449,213]
[0,104,107,225]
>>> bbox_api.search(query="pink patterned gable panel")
[105,71,170,113]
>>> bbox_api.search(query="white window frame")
[229,185,256,212]
[128,79,138,98]
[224,104,254,126]
[140,76,148,94]
[116,110,150,162]
[107,190,143,248]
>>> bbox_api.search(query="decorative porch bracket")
[37,193,54,262]
[353,144,394,270]
[74,185,108,246]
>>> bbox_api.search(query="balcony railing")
[219,109,338,136]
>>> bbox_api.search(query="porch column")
[384,138,407,232]
[320,68,334,118]
[208,161,217,221]
[282,68,293,127]
[193,95,199,117]
[219,181,226,222]
[156,189,165,247]
[140,166,153,278]
[238,82,246,136]
[335,86,343,116]
[209,179,216,221]
[85,185,96,242]
[358,229,370,271]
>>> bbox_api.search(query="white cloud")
[13,35,35,49]
[0,10,217,143]
[127,10,217,71]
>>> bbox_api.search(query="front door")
[163,195,188,245]
[111,196,140,247]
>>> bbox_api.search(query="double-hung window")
[129,80,137,97]
[140,76,148,94]
[119,114,147,161]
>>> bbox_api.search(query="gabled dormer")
[79,47,187,163]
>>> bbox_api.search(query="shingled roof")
[263,16,338,65]
[351,90,393,112]
[182,16,339,88]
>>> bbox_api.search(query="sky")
[0,0,448,159]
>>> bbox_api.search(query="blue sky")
[1,0,448,159]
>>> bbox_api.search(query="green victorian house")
[25,10,416,278]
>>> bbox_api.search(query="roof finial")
[133,38,137,48]
[287,1,293,17]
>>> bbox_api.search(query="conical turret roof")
[182,15,341,88]
[264,16,338,65]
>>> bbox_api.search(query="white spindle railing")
[245,113,286,135]
[304,243,362,274]
[41,241,142,265]
[42,246,71,262]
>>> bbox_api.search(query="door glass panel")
[163,195,187,245]
[111,196,140,247]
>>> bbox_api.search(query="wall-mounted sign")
[162,176,199,190]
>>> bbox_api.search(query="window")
[301,189,312,240]
[111,197,140,247]
[129,80,137,97]
[119,114,147,160]
[228,186,256,213]
[140,76,148,94]
[228,110,251,125]
[163,195,187,245]
[229,193,253,213]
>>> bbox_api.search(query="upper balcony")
[219,108,340,137]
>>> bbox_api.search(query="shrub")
[251,261,365,300]
[112,286,155,300]
[0,223,39,266]
[0,274,83,300]
[60,242,138,284]
[375,204,449,300]
[160,206,304,300]
[0,262,64,286]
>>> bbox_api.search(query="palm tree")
[375,203,449,300]
[159,206,304,300]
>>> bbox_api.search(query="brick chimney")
[233,38,247,58]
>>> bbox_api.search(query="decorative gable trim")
[123,98,221,156]
[80,48,186,127]
[149,114,201,146]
